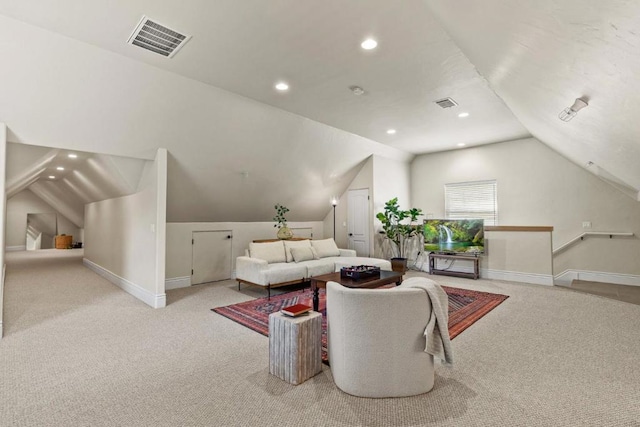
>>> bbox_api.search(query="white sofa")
[236,238,392,297]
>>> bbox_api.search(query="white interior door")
[192,231,232,285]
[347,189,370,256]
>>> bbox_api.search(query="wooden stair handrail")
[553,231,634,255]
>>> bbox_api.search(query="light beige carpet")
[1,249,639,426]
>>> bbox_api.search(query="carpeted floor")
[1,249,639,426]
[212,285,508,362]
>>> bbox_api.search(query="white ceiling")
[6,142,149,227]
[426,0,640,194]
[1,0,638,223]
[0,0,529,153]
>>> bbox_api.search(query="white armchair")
[326,281,435,398]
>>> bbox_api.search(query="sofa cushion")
[291,247,318,263]
[304,259,337,277]
[283,239,312,263]
[264,263,307,284]
[249,241,286,264]
[311,238,340,258]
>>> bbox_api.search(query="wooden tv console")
[428,253,480,280]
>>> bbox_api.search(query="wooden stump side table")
[269,311,322,385]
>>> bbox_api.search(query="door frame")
[347,188,371,257]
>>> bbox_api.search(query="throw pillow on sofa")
[283,239,312,263]
[249,241,286,264]
[290,247,318,263]
[311,238,340,258]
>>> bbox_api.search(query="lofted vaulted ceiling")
[6,143,149,227]
[0,0,638,224]
[426,0,640,199]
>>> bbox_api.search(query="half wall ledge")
[484,226,553,232]
[483,226,553,284]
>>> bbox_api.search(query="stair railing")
[553,231,634,255]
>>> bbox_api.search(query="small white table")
[269,311,322,385]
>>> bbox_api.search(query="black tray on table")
[340,265,381,280]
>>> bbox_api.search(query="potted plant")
[376,198,423,272]
[273,203,293,240]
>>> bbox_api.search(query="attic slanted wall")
[322,157,374,251]
[5,190,81,248]
[0,16,413,225]
[83,149,167,308]
[165,221,324,280]
[0,123,7,338]
[411,137,640,279]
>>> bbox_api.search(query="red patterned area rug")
[212,285,508,362]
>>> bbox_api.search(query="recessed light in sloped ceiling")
[127,15,191,58]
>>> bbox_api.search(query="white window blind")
[445,180,498,226]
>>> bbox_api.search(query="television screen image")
[423,219,484,255]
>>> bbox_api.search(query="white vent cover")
[435,98,458,108]
[127,16,191,58]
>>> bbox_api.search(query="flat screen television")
[423,219,485,255]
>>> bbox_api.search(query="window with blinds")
[445,180,498,226]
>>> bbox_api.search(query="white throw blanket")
[401,277,454,365]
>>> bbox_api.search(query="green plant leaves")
[377,198,423,257]
[273,203,289,228]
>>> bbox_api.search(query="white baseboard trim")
[554,270,640,287]
[481,269,554,286]
[165,276,191,290]
[6,245,25,252]
[83,258,166,308]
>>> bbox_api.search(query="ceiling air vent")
[435,98,458,108]
[127,15,191,58]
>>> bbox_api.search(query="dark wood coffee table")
[309,270,403,312]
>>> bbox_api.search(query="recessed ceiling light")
[275,82,289,91]
[349,85,365,95]
[458,112,470,118]
[56,166,65,171]
[48,175,55,179]
[361,38,378,50]
[386,129,397,135]
[457,143,466,147]
[68,153,77,158]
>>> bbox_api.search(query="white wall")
[321,154,412,258]
[0,16,412,225]
[166,221,324,284]
[84,149,166,308]
[1,123,7,337]
[372,155,412,257]
[411,138,640,283]
[6,189,81,250]
[483,229,554,285]
[323,157,374,251]
[26,232,41,251]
